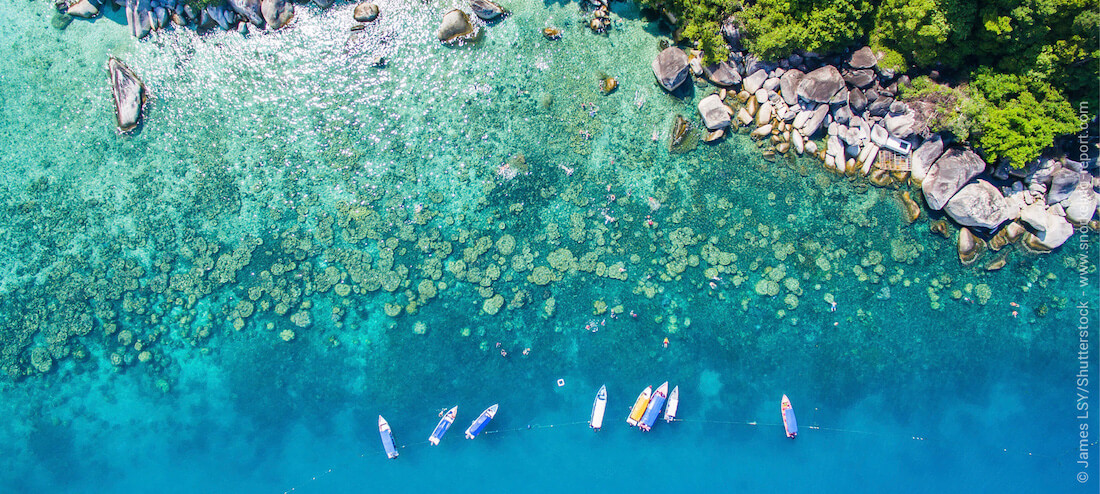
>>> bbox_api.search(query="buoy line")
[281,415,1073,494]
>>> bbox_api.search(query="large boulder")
[1048,168,1082,204]
[922,148,986,210]
[779,69,803,105]
[470,0,504,20]
[944,180,1008,229]
[353,2,379,22]
[261,0,294,29]
[1022,209,1075,251]
[1065,177,1098,224]
[703,62,741,87]
[67,0,100,18]
[437,9,474,43]
[126,0,153,38]
[843,68,875,88]
[800,104,830,137]
[228,0,264,27]
[909,134,944,183]
[848,87,867,113]
[107,57,146,133]
[796,65,844,103]
[697,94,731,130]
[742,69,768,94]
[651,47,689,92]
[884,111,916,138]
[848,46,877,69]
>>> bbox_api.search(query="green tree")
[967,70,1078,168]
[737,0,874,59]
[869,0,976,68]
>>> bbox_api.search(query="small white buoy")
[557,378,566,387]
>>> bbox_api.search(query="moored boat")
[781,395,798,439]
[664,385,679,423]
[626,385,652,426]
[429,406,458,445]
[638,381,668,431]
[465,404,498,439]
[590,385,607,430]
[378,415,399,459]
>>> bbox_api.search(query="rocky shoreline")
[653,39,1099,265]
[70,0,1099,264]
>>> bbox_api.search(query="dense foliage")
[645,0,1097,168]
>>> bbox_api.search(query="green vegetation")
[638,0,742,64]
[644,0,1097,168]
[967,71,1079,168]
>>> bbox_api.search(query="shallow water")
[0,0,1097,491]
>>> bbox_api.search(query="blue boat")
[638,381,668,431]
[782,395,798,439]
[464,404,498,439]
[429,406,457,445]
[378,415,398,459]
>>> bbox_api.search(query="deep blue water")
[0,0,1096,492]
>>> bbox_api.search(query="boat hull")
[627,386,652,426]
[378,416,398,459]
[639,382,668,431]
[430,407,458,445]
[465,404,498,439]
[590,385,607,430]
[781,395,798,438]
[664,386,679,423]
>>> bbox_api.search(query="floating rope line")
[282,416,1078,493]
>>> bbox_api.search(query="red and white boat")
[781,395,798,439]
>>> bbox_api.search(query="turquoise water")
[0,0,1097,491]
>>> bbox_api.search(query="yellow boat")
[626,385,652,426]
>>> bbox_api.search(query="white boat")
[664,386,679,423]
[429,406,457,445]
[590,385,607,430]
[626,386,652,426]
[465,404,498,439]
[378,415,398,459]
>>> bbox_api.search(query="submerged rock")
[107,57,146,133]
[470,0,504,20]
[957,227,985,265]
[353,2,379,22]
[437,9,474,43]
[652,47,689,92]
[899,191,921,223]
[922,148,986,210]
[929,220,950,239]
[944,180,1008,230]
[669,114,689,150]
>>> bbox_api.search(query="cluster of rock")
[651,42,1099,258]
[58,0,295,37]
[586,0,611,34]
